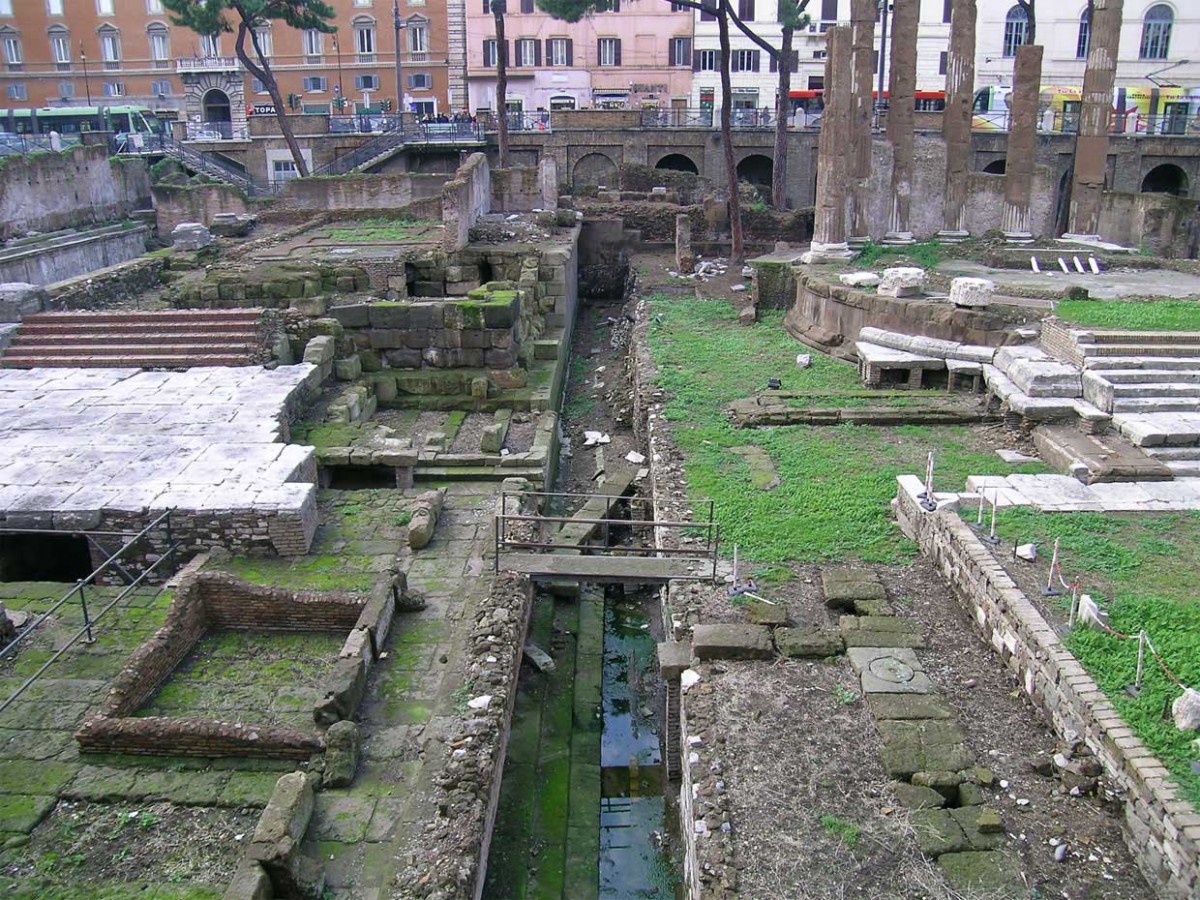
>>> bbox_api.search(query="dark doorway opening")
[1141,164,1189,197]
[0,533,94,582]
[202,89,232,123]
[982,158,1007,175]
[655,153,699,174]
[324,465,398,489]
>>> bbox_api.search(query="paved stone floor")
[903,473,1200,513]
[0,366,317,522]
[939,260,1200,301]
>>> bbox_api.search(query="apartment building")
[691,0,1199,114]
[0,0,466,132]
[465,0,693,114]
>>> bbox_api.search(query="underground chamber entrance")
[484,582,680,899]
[323,465,400,489]
[0,532,94,582]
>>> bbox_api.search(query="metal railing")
[312,115,484,177]
[641,108,714,128]
[0,132,83,156]
[114,132,280,197]
[494,489,720,574]
[185,120,249,141]
[478,111,552,133]
[0,510,181,715]
[177,56,241,73]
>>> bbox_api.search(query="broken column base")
[936,229,971,244]
[882,231,915,246]
[847,235,870,250]
[801,241,856,264]
[1002,230,1034,245]
[1060,233,1103,244]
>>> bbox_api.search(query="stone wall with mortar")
[0,226,150,287]
[0,146,150,240]
[782,271,1037,358]
[491,166,542,213]
[152,183,251,237]
[443,153,491,253]
[279,172,449,212]
[46,255,167,310]
[1099,191,1200,259]
[170,261,373,308]
[894,480,1200,899]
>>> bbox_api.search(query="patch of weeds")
[831,685,860,706]
[1055,299,1200,332]
[856,240,944,271]
[341,503,363,517]
[647,298,1047,564]
[393,511,413,527]
[820,814,860,848]
[982,507,1200,806]
[451,679,476,714]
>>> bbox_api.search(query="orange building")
[0,0,463,134]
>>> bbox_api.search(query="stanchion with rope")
[918,451,937,512]
[1043,537,1063,597]
[984,489,1001,545]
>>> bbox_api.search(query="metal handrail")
[0,510,180,714]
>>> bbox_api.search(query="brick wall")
[1039,317,1086,367]
[894,479,1200,899]
[46,256,166,310]
[152,183,251,237]
[77,715,323,759]
[201,573,365,632]
[491,167,542,213]
[442,153,490,253]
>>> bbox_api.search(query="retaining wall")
[152,182,250,236]
[442,153,491,253]
[46,255,166,310]
[0,225,149,287]
[894,479,1200,899]
[280,172,447,212]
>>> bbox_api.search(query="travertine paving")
[0,366,318,533]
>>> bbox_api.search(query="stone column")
[847,0,877,246]
[1001,43,1043,243]
[939,0,977,241]
[884,0,918,245]
[803,26,855,263]
[1066,0,1124,241]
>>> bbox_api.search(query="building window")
[737,0,754,20]
[50,29,72,70]
[483,38,498,67]
[669,37,690,68]
[938,50,947,75]
[151,79,171,95]
[303,75,327,92]
[354,19,376,61]
[821,0,837,24]
[97,0,115,15]
[47,0,64,16]
[695,48,717,71]
[942,0,951,23]
[99,28,121,69]
[103,81,125,97]
[355,74,379,90]
[548,37,571,66]
[411,100,435,117]
[521,0,534,11]
[355,0,373,5]
[6,83,25,101]
[1076,8,1090,59]
[303,29,324,62]
[253,28,272,58]
[2,32,21,70]
[252,77,267,93]
[200,33,221,57]
[408,20,429,60]
[1002,5,1028,57]
[808,75,824,90]
[769,49,799,73]
[1140,4,1172,60]
[0,0,12,15]
[515,38,538,66]
[146,0,164,12]
[58,80,75,98]
[407,72,431,89]
[598,37,620,67]
[148,25,170,69]
[700,4,717,21]
[731,49,760,72]
[272,160,300,183]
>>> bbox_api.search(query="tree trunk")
[236,23,308,177]
[494,3,509,168]
[771,26,793,210]
[718,1,743,262]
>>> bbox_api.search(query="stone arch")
[573,152,617,188]
[982,158,1007,175]
[736,153,773,188]
[202,88,232,123]
[655,153,699,174]
[1141,163,1189,197]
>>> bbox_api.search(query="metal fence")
[641,108,714,128]
[185,121,249,141]
[0,132,83,156]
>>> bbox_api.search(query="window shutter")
[501,40,509,66]
[693,48,701,71]
[790,49,799,72]
[943,0,952,24]
[613,39,621,66]
[512,40,522,66]
[821,0,836,22]
[751,51,760,72]
[483,0,489,13]
[545,38,552,63]
[483,38,490,64]
[566,38,573,66]
[731,53,740,73]
[534,40,541,66]
[597,38,602,63]
[769,53,777,73]
[520,0,533,12]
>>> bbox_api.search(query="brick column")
[1001,43,1044,243]
[1066,0,1124,241]
[847,0,877,246]
[802,26,855,264]
[884,0,918,245]
[939,0,977,242]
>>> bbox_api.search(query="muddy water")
[483,585,679,899]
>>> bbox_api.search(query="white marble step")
[1083,356,1200,371]
[1111,397,1200,414]
[1144,446,1200,461]
[1096,369,1200,385]
[1114,412,1200,447]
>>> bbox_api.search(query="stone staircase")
[1075,329,1200,477]
[0,309,268,369]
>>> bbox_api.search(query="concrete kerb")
[894,477,1200,898]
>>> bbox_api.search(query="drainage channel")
[483,582,680,899]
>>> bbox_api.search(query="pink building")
[466,0,694,114]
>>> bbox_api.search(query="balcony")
[177,56,241,74]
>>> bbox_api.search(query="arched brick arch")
[573,152,617,188]
[654,152,699,174]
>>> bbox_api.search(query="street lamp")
[80,43,92,106]
[333,33,345,113]
[393,0,408,117]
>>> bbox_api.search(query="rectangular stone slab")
[840,615,926,649]
[867,693,955,721]
[691,624,774,661]
[847,646,933,695]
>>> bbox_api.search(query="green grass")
[820,814,861,848]
[984,507,1200,806]
[855,239,946,271]
[324,217,433,243]
[647,298,1045,564]
[1055,299,1200,332]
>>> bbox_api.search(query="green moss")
[291,422,370,449]
[1055,299,1200,332]
[459,301,485,329]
